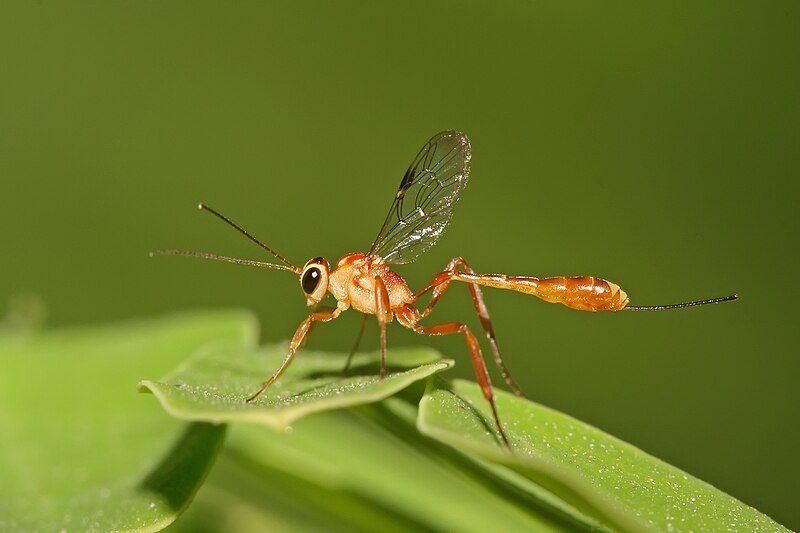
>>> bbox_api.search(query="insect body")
[153,131,737,449]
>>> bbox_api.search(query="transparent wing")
[369,130,471,264]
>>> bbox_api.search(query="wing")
[369,130,471,264]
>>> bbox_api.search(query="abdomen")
[453,272,629,312]
[532,276,629,311]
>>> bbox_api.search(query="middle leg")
[342,313,369,374]
[374,276,392,379]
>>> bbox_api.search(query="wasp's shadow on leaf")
[304,360,431,381]
[284,364,441,400]
[359,398,610,531]
[139,422,227,511]
[433,377,503,447]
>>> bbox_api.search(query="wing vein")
[368,131,471,264]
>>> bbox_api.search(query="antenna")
[150,249,296,272]
[624,293,738,311]
[197,203,301,273]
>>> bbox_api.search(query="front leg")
[246,307,341,403]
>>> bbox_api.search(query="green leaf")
[139,344,452,430]
[0,310,256,532]
[362,398,610,532]
[172,448,410,533]
[418,379,787,532]
[173,404,570,532]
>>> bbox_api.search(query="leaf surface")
[173,405,570,532]
[0,310,256,532]
[139,344,452,430]
[417,379,787,532]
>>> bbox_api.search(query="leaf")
[417,379,788,532]
[139,344,452,430]
[363,398,610,532]
[0,310,257,532]
[172,448,410,533]
[173,404,571,532]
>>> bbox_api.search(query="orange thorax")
[329,253,414,314]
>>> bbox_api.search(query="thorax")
[328,253,414,314]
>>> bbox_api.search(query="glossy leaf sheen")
[0,311,257,532]
[418,380,787,532]
[139,344,452,430]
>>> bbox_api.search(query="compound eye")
[301,267,321,294]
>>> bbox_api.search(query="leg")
[343,313,369,374]
[414,257,525,397]
[395,305,510,449]
[374,276,392,379]
[246,307,341,403]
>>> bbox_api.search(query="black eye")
[302,267,321,294]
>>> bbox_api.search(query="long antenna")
[150,249,296,272]
[197,203,301,273]
[625,293,738,311]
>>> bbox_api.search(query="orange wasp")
[154,130,737,448]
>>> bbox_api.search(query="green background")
[1,1,797,529]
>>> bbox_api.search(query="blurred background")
[1,1,797,528]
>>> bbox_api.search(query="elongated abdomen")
[530,276,629,311]
[453,273,629,312]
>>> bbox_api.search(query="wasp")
[154,131,737,447]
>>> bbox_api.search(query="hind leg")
[414,257,525,397]
[395,305,511,449]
